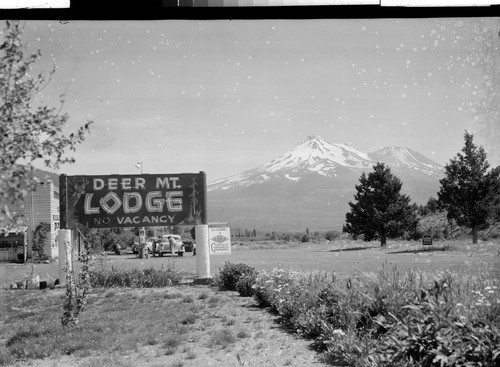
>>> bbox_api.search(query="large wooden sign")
[59,172,207,229]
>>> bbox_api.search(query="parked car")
[182,237,196,254]
[131,237,155,254]
[153,234,185,257]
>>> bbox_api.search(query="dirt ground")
[7,286,331,367]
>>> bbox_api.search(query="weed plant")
[88,260,182,288]
[208,328,236,349]
[250,263,500,366]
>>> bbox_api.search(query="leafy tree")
[324,230,340,241]
[426,196,439,214]
[0,20,92,223]
[343,162,417,246]
[438,131,500,244]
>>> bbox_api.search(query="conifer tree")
[438,131,500,244]
[343,162,417,246]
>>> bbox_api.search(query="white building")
[0,180,60,261]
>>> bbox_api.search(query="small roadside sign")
[422,234,433,246]
[209,226,231,255]
[139,228,146,244]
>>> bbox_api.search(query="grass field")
[1,239,499,289]
[0,239,498,366]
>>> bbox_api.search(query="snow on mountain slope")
[261,135,373,174]
[368,146,443,176]
[208,135,443,191]
[209,135,373,190]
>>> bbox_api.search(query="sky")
[15,17,500,183]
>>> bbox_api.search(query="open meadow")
[2,239,499,288]
[0,239,499,367]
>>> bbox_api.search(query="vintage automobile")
[131,237,155,254]
[153,234,185,257]
[181,236,196,255]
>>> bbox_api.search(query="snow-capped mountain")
[207,135,443,232]
[368,146,443,176]
[209,135,442,191]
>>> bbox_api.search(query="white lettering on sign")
[155,177,181,190]
[146,191,163,212]
[83,191,183,215]
[99,192,122,214]
[93,177,146,191]
[84,194,99,214]
[116,215,176,225]
[123,192,142,213]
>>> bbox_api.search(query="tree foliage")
[343,162,417,246]
[438,131,500,244]
[32,221,50,260]
[0,20,92,223]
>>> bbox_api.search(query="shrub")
[213,262,256,292]
[376,279,500,366]
[250,264,500,366]
[235,271,258,297]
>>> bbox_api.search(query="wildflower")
[332,329,345,336]
[456,303,463,307]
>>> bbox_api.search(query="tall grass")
[87,255,182,288]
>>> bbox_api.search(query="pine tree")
[343,162,417,246]
[438,131,500,244]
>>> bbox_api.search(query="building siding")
[0,180,60,261]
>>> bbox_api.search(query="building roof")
[0,227,29,236]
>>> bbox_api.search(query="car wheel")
[178,252,184,257]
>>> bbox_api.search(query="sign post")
[59,171,208,282]
[194,172,210,284]
[195,224,210,282]
[138,227,146,259]
[57,229,72,286]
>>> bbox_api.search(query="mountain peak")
[368,146,443,175]
[208,137,444,191]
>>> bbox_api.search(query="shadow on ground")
[328,246,376,252]
[388,246,449,254]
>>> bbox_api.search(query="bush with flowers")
[247,263,500,366]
